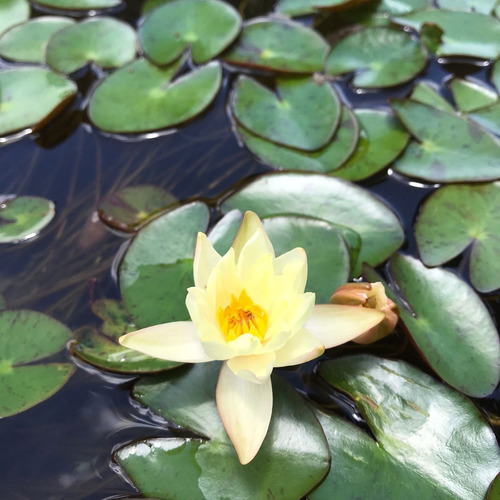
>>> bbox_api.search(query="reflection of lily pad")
[409,81,454,112]
[0,195,55,243]
[89,58,222,133]
[0,310,75,418]
[449,78,498,112]
[31,0,121,11]
[140,0,241,65]
[325,27,427,88]
[415,182,500,292]
[0,0,29,37]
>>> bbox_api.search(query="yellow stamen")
[218,290,268,342]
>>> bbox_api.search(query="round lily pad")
[139,0,241,65]
[415,182,500,292]
[0,0,29,37]
[30,0,121,11]
[89,58,222,133]
[449,78,498,113]
[0,195,55,243]
[0,67,77,136]
[0,309,75,418]
[409,81,455,112]
[230,75,341,151]
[325,27,427,88]
[222,17,329,73]
[0,16,74,63]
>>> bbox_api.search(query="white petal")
[273,247,308,292]
[274,328,324,367]
[227,352,276,384]
[305,304,385,349]
[201,333,262,360]
[216,362,273,464]
[193,232,221,288]
[119,321,212,363]
[232,211,274,262]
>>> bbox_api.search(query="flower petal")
[273,247,308,293]
[216,362,273,464]
[227,352,276,384]
[274,328,324,367]
[232,211,274,262]
[193,232,221,289]
[119,321,212,363]
[305,304,385,349]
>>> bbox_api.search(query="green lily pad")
[119,202,209,328]
[116,363,329,500]
[449,78,498,112]
[30,0,121,11]
[409,81,455,112]
[392,9,500,59]
[314,355,500,499]
[332,109,410,181]
[139,0,241,65]
[0,67,77,136]
[0,0,29,37]
[325,27,427,88]
[0,309,75,417]
[364,254,500,396]
[493,59,500,92]
[0,16,74,63]
[89,58,222,133]
[222,18,329,73]
[236,106,359,173]
[415,182,500,292]
[0,195,55,243]
[230,75,341,151]
[275,0,372,16]
[391,99,500,182]
[45,17,137,74]
[221,172,404,276]
[98,185,177,232]
[488,473,500,499]
[437,0,497,14]
[468,102,500,135]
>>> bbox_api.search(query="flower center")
[218,289,268,342]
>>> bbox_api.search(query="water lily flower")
[119,211,384,464]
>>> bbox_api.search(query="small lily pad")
[415,182,500,292]
[89,58,222,133]
[30,0,121,11]
[0,310,75,417]
[139,0,241,65]
[0,67,77,136]
[325,27,427,88]
[98,185,177,232]
[437,0,497,14]
[0,0,29,37]
[0,195,55,243]
[449,78,498,112]
[230,75,341,151]
[409,81,455,112]
[223,17,329,73]
[276,0,372,16]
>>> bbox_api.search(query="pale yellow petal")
[227,352,276,384]
[186,287,224,343]
[232,211,274,262]
[193,232,221,288]
[273,247,308,293]
[119,322,212,362]
[201,333,262,360]
[305,304,384,349]
[237,229,275,282]
[216,362,273,464]
[274,328,324,367]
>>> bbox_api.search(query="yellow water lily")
[119,211,384,464]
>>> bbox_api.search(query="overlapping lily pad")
[409,81,454,112]
[276,0,371,16]
[449,78,498,112]
[0,67,77,136]
[313,355,500,499]
[415,182,500,292]
[364,254,500,396]
[493,59,500,91]
[30,0,122,11]
[0,310,75,417]
[325,27,427,88]
[468,102,500,136]
[437,0,497,14]
[0,195,55,243]
[116,363,330,500]
[0,0,29,37]
[139,0,241,65]
[89,57,222,133]
[223,17,329,73]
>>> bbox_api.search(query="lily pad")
[409,81,455,112]
[468,102,500,135]
[45,17,137,74]
[221,172,404,276]
[437,0,497,14]
[116,363,329,500]
[332,109,410,181]
[89,58,222,133]
[0,0,29,37]
[98,185,177,232]
[314,355,500,499]
[119,202,209,328]
[0,67,77,136]
[415,182,500,292]
[222,17,329,73]
[30,0,121,11]
[230,75,341,151]
[488,473,500,499]
[0,195,55,243]
[276,0,371,16]
[139,0,241,65]
[449,78,498,112]
[325,27,427,88]
[0,16,74,63]
[0,310,75,417]
[364,254,500,396]
[391,99,500,182]
[493,59,500,91]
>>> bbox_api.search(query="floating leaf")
[493,58,500,92]
[230,75,341,151]
[314,355,500,499]
[409,81,454,112]
[223,17,328,73]
[89,58,222,133]
[325,27,427,88]
[139,0,241,65]
[0,195,55,243]
[468,102,500,135]
[31,0,121,11]
[437,0,497,14]
[415,182,500,292]
[449,78,498,112]
[0,0,29,37]
[488,473,500,500]
[0,310,74,417]
[276,0,372,16]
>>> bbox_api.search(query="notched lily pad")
[449,77,498,112]
[30,0,122,11]
[0,0,29,37]
[409,81,454,112]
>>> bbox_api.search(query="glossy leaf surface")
[0,0,29,36]
[409,81,454,112]
[449,78,498,113]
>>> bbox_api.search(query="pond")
[0,0,499,498]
